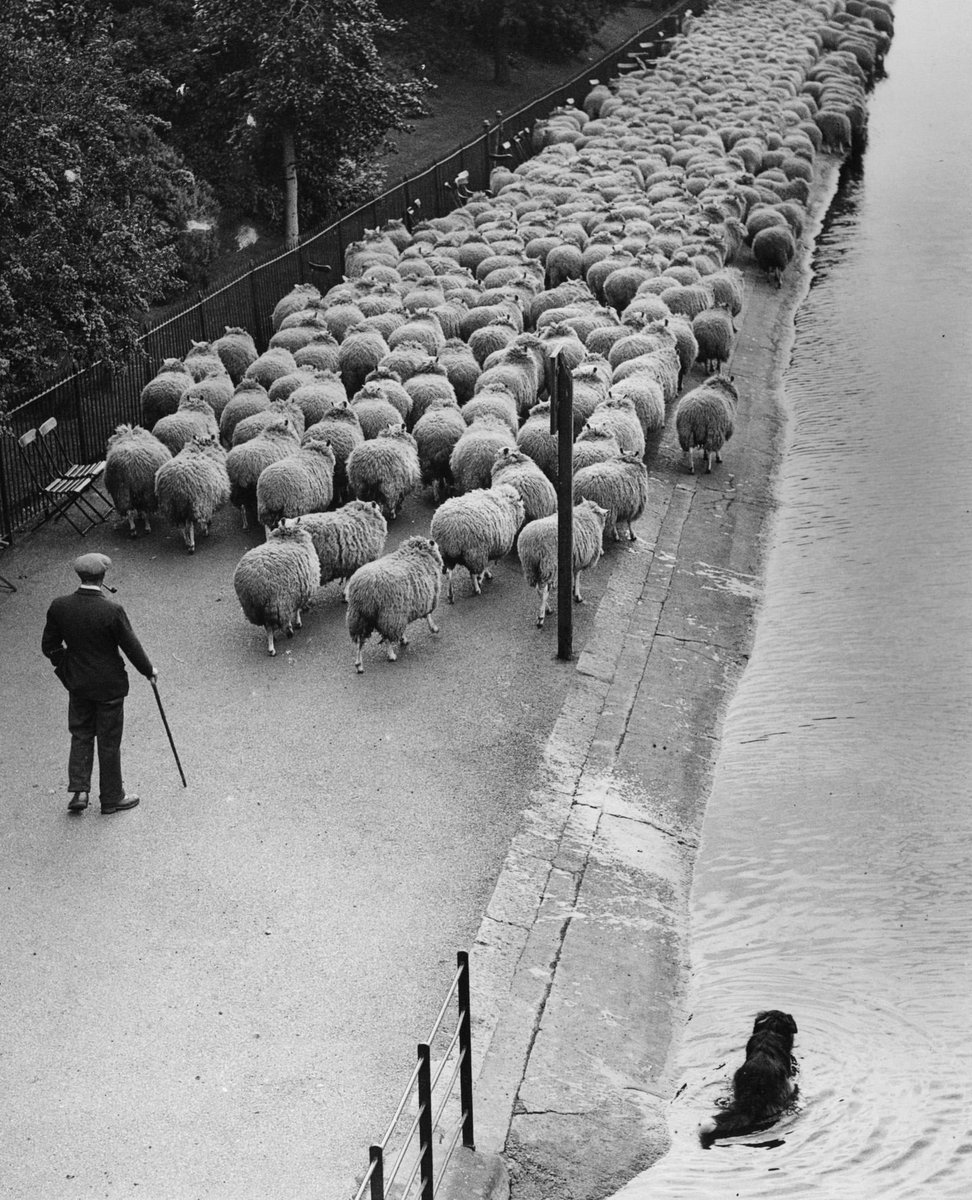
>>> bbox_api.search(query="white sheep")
[226,418,301,526]
[219,380,271,445]
[302,400,365,505]
[516,499,608,627]
[232,521,320,656]
[271,283,323,331]
[572,425,623,473]
[450,416,517,495]
[243,346,299,391]
[154,435,231,553]
[460,385,519,434]
[573,451,649,542]
[345,426,421,519]
[184,341,226,383]
[289,370,347,425]
[588,395,646,457]
[346,536,444,673]
[296,501,388,597]
[339,324,391,396]
[692,307,735,374]
[104,424,172,537]
[212,326,258,385]
[490,446,558,525]
[232,398,306,446]
[139,359,193,427]
[515,401,560,484]
[293,330,341,374]
[429,483,525,603]
[413,398,467,503]
[256,440,336,535]
[675,375,739,473]
[152,394,220,456]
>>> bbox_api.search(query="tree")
[421,0,630,85]
[193,0,430,241]
[0,16,192,399]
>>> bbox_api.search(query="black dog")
[699,1010,798,1148]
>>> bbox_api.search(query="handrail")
[352,950,474,1200]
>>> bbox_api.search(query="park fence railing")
[0,0,701,543]
[353,951,475,1200]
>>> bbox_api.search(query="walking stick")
[151,678,188,788]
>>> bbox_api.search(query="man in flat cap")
[41,553,157,814]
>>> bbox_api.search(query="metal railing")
[0,0,701,542]
[353,951,474,1200]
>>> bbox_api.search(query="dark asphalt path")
[0,483,621,1198]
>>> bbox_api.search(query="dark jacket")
[42,588,154,701]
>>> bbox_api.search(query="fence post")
[417,1043,434,1200]
[72,372,91,462]
[457,950,475,1149]
[368,1144,384,1200]
[546,350,574,661]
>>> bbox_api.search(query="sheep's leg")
[264,524,274,541]
[354,639,365,674]
[471,570,482,596]
[706,452,714,473]
[573,570,585,604]
[293,609,302,630]
[447,567,456,604]
[143,513,152,533]
[386,640,399,661]
[184,520,195,554]
[426,613,439,634]
[536,583,549,628]
[626,519,636,541]
[126,510,138,537]
[266,626,277,656]
[685,448,696,474]
[240,505,248,530]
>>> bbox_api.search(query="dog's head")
[753,1010,797,1037]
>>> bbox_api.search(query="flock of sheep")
[102,0,892,671]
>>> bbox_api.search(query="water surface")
[618,1,972,1195]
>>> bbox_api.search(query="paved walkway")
[444,157,843,1200]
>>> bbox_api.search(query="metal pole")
[547,350,574,661]
[457,951,475,1149]
[368,1145,384,1200]
[417,1043,434,1200]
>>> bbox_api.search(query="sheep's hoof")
[355,663,364,674]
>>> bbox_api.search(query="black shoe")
[101,795,140,814]
[68,791,89,813]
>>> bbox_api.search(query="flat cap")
[73,552,112,579]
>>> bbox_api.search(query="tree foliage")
[193,0,430,237]
[390,0,631,83]
[0,12,208,397]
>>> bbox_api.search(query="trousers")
[67,693,125,805]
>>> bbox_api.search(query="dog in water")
[699,1010,798,1148]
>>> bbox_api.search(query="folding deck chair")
[17,428,108,536]
[37,417,109,504]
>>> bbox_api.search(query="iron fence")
[353,951,474,1200]
[0,0,701,542]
